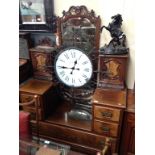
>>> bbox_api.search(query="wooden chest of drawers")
[19,79,58,120]
[92,88,126,153]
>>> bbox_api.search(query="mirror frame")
[19,0,55,32]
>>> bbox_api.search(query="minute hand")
[58,66,72,69]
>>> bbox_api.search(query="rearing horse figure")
[100,14,125,46]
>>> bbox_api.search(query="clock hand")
[70,68,80,74]
[58,66,71,69]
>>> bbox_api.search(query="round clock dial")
[55,48,93,88]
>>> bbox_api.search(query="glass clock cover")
[55,48,93,87]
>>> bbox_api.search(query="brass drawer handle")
[100,126,110,133]
[101,111,112,118]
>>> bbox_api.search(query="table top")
[19,78,53,95]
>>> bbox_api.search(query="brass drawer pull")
[101,111,112,118]
[100,126,110,133]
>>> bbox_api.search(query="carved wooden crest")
[61,5,99,22]
[104,59,120,80]
[57,5,101,51]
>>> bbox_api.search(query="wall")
[54,0,135,89]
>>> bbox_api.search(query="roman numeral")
[82,61,88,65]
[82,74,87,79]
[64,53,69,59]
[71,52,75,58]
[59,59,65,62]
[84,68,89,72]
[72,78,75,84]
[59,71,65,77]
[78,79,82,83]
[78,55,82,60]
[65,76,69,81]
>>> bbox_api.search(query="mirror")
[61,18,96,53]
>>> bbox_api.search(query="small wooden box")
[30,46,56,81]
[19,79,58,120]
[98,54,129,89]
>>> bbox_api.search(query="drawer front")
[31,121,117,152]
[20,93,41,107]
[93,120,119,137]
[94,105,121,122]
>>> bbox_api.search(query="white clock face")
[55,48,93,87]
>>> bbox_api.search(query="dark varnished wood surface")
[119,112,135,155]
[31,120,117,154]
[94,105,122,123]
[98,54,129,89]
[30,48,54,81]
[126,89,135,113]
[93,88,127,108]
[93,120,119,138]
[46,102,91,132]
[20,78,53,95]
[19,59,32,84]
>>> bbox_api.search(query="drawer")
[20,93,41,107]
[94,105,122,122]
[31,121,117,153]
[93,120,119,137]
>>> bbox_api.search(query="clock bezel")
[54,47,93,88]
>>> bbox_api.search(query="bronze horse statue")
[100,14,128,54]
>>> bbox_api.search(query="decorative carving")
[100,14,129,55]
[36,54,46,71]
[38,37,55,47]
[104,60,120,80]
[57,5,101,51]
[62,6,98,21]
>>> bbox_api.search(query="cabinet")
[19,79,59,120]
[98,54,128,89]
[19,59,32,84]
[92,88,126,153]
[30,46,56,81]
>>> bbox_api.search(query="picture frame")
[19,0,56,32]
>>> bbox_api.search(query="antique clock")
[55,47,93,88]
[54,6,101,120]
